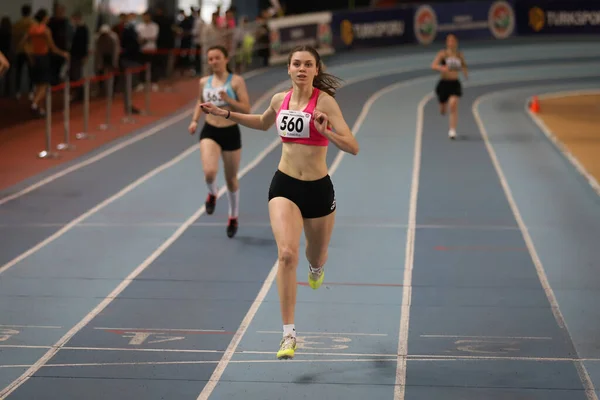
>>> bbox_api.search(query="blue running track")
[1,39,600,400]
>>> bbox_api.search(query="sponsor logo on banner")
[414,0,514,44]
[488,1,515,38]
[528,7,545,31]
[267,12,334,65]
[319,22,332,47]
[331,8,413,50]
[518,0,600,35]
[530,8,600,31]
[340,19,354,45]
[414,5,438,44]
[340,19,405,45]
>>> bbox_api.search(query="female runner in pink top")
[199,44,359,360]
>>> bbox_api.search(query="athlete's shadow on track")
[292,345,397,384]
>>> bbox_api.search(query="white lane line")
[0,145,198,277]
[393,91,428,400]
[0,345,222,353]
[196,76,422,400]
[1,64,594,279]
[407,355,600,362]
[0,108,193,207]
[420,335,552,340]
[256,331,387,336]
[474,92,598,400]
[393,71,598,400]
[0,66,281,207]
[198,64,598,400]
[0,140,282,399]
[92,327,228,333]
[0,49,590,207]
[0,345,397,358]
[0,358,397,369]
[2,60,593,397]
[0,66,296,280]
[0,222,521,230]
[0,325,62,329]
[5,354,600,370]
[525,89,600,197]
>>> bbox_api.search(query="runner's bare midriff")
[278,142,328,181]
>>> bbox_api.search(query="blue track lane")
[474,80,600,399]
[405,77,600,400]
[1,40,600,400]
[194,60,600,400]
[202,69,420,400]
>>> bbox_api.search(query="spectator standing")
[0,17,11,96]
[94,24,119,95]
[47,3,70,85]
[21,8,69,116]
[12,5,34,99]
[69,10,89,100]
[136,11,159,92]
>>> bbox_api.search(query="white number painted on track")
[0,328,19,342]
[121,331,185,346]
[297,335,352,351]
[454,339,520,354]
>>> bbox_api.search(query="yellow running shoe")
[277,334,297,360]
[308,266,325,290]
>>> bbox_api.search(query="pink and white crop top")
[275,88,328,146]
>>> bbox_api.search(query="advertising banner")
[330,7,415,51]
[516,0,600,35]
[413,0,516,44]
[267,12,334,65]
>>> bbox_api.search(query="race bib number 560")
[277,110,311,138]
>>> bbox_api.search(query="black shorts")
[31,55,51,85]
[200,122,241,151]
[268,169,336,219]
[435,79,462,104]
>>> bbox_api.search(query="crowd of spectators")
[0,2,274,118]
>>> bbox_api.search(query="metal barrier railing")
[37,62,151,159]
[32,19,274,160]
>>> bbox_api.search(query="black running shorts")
[435,79,462,104]
[268,169,336,219]
[200,122,242,151]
